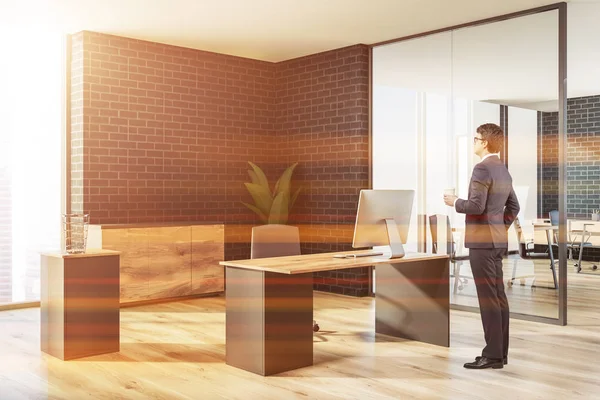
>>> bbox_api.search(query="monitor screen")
[352,190,414,250]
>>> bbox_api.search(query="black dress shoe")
[476,356,507,365]
[464,356,504,369]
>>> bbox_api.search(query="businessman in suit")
[444,123,520,370]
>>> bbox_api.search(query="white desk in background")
[532,220,600,274]
[568,220,600,273]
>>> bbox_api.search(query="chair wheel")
[593,265,598,271]
[313,323,320,332]
[507,280,513,287]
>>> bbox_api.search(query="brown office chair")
[250,224,319,332]
[429,215,469,292]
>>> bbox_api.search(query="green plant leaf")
[244,183,273,216]
[290,187,302,211]
[242,202,268,223]
[274,162,298,197]
[268,191,289,224]
[248,170,260,185]
[248,162,269,190]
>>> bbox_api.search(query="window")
[0,28,64,304]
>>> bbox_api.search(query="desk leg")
[546,230,558,289]
[577,227,587,273]
[225,267,313,376]
[375,259,449,347]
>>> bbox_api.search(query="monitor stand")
[384,218,405,259]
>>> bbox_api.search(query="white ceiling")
[0,0,564,62]
[1,0,598,110]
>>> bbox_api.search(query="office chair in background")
[510,217,548,288]
[548,209,595,272]
[429,214,470,292]
[250,224,320,332]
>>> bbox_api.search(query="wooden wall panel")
[148,226,192,299]
[191,225,225,295]
[102,228,149,302]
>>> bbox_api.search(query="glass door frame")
[368,2,568,325]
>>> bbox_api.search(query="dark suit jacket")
[455,155,520,249]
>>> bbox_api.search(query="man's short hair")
[477,123,504,154]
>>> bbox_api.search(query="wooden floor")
[3,281,600,400]
[450,254,600,320]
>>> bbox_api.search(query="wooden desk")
[220,251,450,376]
[41,250,121,360]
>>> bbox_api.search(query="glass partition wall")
[372,5,567,324]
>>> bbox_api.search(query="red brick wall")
[71,32,85,215]
[71,31,277,225]
[71,33,371,294]
[276,45,371,296]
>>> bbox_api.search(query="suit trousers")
[468,248,509,360]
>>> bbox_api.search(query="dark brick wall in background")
[70,33,85,215]
[538,110,559,216]
[71,32,371,296]
[70,31,279,263]
[71,31,277,226]
[276,45,370,296]
[539,95,600,218]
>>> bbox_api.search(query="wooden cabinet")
[102,228,149,302]
[88,223,224,304]
[191,225,225,295]
[148,226,192,300]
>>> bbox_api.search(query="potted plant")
[242,162,301,224]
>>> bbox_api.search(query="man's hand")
[444,194,458,207]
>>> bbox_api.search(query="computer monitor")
[352,189,415,259]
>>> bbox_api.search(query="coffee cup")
[444,188,456,197]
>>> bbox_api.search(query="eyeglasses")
[473,137,485,144]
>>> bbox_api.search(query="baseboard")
[0,294,225,313]
[119,292,224,308]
